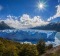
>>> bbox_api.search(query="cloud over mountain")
[0,14,49,29]
[1,4,60,30]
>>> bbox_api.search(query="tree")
[0,41,5,56]
[37,39,46,55]
[18,44,38,56]
[47,44,53,50]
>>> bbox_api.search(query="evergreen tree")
[37,39,46,55]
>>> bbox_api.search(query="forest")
[0,37,60,56]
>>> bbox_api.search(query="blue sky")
[0,0,59,20]
[0,0,60,29]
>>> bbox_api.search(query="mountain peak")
[0,21,14,30]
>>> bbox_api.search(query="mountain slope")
[0,37,39,56]
[31,22,60,32]
[0,21,14,30]
[42,45,60,56]
[0,37,60,56]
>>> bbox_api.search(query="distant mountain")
[0,21,14,30]
[31,22,60,32]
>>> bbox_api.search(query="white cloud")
[53,5,60,18]
[21,41,32,45]
[47,5,60,21]
[0,5,3,11]
[3,14,49,29]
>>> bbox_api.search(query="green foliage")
[46,44,53,50]
[0,38,38,56]
[37,39,46,55]
[0,38,60,56]
[19,44,38,56]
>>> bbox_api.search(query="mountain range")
[31,22,60,32]
[0,18,60,32]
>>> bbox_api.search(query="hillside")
[0,37,38,56]
[0,37,60,56]
[42,45,60,56]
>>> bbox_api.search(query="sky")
[0,0,60,29]
[0,0,59,19]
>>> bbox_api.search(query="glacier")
[0,29,57,44]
